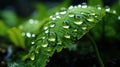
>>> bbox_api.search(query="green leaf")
[0,21,8,36]
[26,5,105,67]
[7,27,25,49]
[88,0,103,7]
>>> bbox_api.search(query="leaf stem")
[87,34,105,67]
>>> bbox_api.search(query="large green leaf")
[26,4,105,67]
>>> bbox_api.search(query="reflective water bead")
[50,23,55,28]
[87,18,94,22]
[35,46,40,53]
[30,53,35,60]
[51,17,56,20]
[74,21,83,25]
[41,40,48,47]
[64,32,71,39]
[105,6,110,12]
[62,21,70,29]
[56,12,59,15]
[82,27,87,30]
[48,32,56,42]
[97,6,102,10]
[56,15,61,19]
[29,19,34,24]
[32,34,35,37]
[47,47,52,51]
[118,16,120,20]
[112,10,116,14]
[78,4,81,8]
[26,32,31,38]
[57,39,62,45]
[60,11,66,15]
[45,30,49,33]
[68,6,73,10]
[73,29,77,32]
[68,13,74,17]
[31,41,35,44]
[81,3,87,8]
[42,36,45,39]
[44,26,48,30]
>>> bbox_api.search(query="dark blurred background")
[0,0,117,17]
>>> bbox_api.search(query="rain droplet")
[56,12,59,15]
[68,13,74,17]
[47,47,52,51]
[81,3,87,8]
[44,26,48,30]
[87,18,94,22]
[32,34,35,37]
[62,21,70,29]
[74,21,83,25]
[56,15,61,19]
[26,32,31,38]
[105,6,110,12]
[45,30,49,33]
[50,23,55,28]
[118,16,120,20]
[112,10,116,14]
[42,36,45,39]
[57,38,62,45]
[78,4,81,8]
[68,6,73,10]
[64,32,71,39]
[31,41,35,44]
[90,12,96,16]
[60,11,66,15]
[29,19,34,24]
[73,29,77,32]
[97,6,102,10]
[41,40,48,47]
[48,32,56,42]
[82,27,87,30]
[52,17,56,20]
[30,54,35,60]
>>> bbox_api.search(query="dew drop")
[42,36,46,39]
[68,13,74,17]
[29,19,34,24]
[64,32,71,39]
[45,30,49,33]
[30,54,35,60]
[68,6,73,10]
[52,17,56,20]
[105,6,110,12]
[62,21,70,29]
[44,26,48,30]
[56,12,59,15]
[73,29,77,32]
[118,16,120,20]
[87,18,94,22]
[47,47,52,51]
[48,32,56,42]
[41,40,48,47]
[57,39,62,45]
[74,21,83,25]
[97,6,102,10]
[78,4,81,8]
[32,34,35,37]
[81,3,87,8]
[31,41,35,44]
[112,10,116,14]
[82,27,87,30]
[56,15,61,19]
[60,11,66,15]
[26,32,31,38]
[50,23,55,28]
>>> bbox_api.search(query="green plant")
[0,0,120,67]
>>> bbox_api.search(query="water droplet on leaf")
[26,32,31,38]
[82,27,87,30]
[64,32,71,39]
[74,21,83,25]
[48,32,56,42]
[41,40,48,47]
[81,3,87,8]
[30,54,35,60]
[62,21,70,29]
[68,13,74,17]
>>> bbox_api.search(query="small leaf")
[7,27,25,49]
